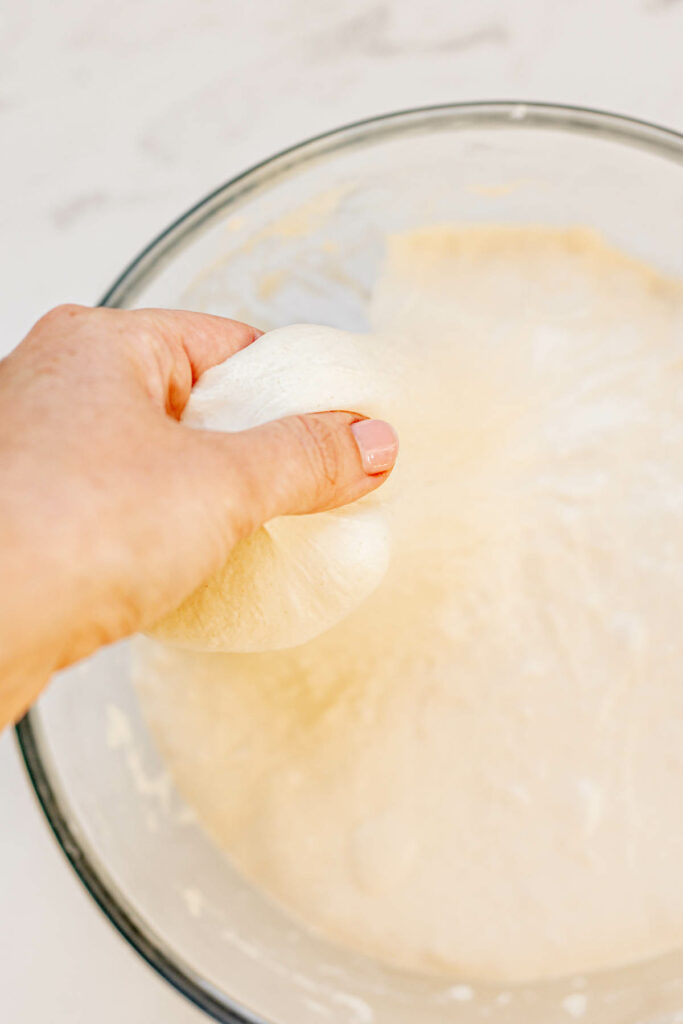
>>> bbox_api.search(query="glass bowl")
[16,103,683,1024]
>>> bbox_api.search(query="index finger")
[138,309,264,381]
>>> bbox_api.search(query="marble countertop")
[1,0,682,1020]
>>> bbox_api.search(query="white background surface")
[1,1,683,1020]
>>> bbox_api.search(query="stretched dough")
[150,325,398,652]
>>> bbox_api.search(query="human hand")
[0,305,398,727]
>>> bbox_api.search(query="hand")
[0,305,398,728]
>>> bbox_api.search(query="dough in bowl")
[138,227,683,983]
[150,325,403,652]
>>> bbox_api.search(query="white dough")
[150,325,405,652]
[137,227,683,983]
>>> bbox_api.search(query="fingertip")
[350,419,399,475]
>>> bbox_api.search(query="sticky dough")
[150,325,403,652]
[137,227,683,983]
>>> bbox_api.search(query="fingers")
[28,305,261,376]
[134,309,263,380]
[190,411,399,539]
[123,308,263,417]
[23,305,263,419]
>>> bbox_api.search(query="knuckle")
[127,310,183,368]
[35,303,88,331]
[50,302,87,319]
[25,304,95,359]
[292,414,344,493]
[121,310,165,352]
[131,309,180,350]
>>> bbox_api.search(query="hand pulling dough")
[149,325,398,652]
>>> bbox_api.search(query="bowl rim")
[15,100,683,1024]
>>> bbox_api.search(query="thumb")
[193,411,399,539]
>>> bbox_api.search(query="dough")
[150,324,405,652]
[136,227,683,983]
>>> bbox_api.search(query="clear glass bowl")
[16,103,683,1024]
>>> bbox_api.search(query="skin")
[0,305,398,729]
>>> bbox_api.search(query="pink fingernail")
[351,419,399,475]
